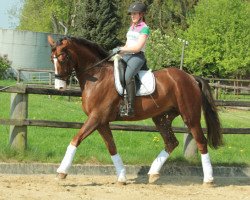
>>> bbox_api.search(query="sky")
[0,0,23,29]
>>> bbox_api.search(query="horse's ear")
[62,39,70,46]
[48,35,55,47]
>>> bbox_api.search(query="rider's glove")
[112,47,121,55]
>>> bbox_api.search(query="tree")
[114,0,131,41]
[114,0,199,41]
[73,0,120,50]
[0,55,11,79]
[146,29,183,70]
[16,0,198,42]
[17,0,77,34]
[183,0,250,78]
[144,0,199,35]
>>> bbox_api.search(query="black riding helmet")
[128,2,147,13]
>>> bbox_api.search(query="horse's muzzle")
[55,78,67,91]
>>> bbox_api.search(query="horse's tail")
[194,76,223,149]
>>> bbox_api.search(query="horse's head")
[48,35,76,91]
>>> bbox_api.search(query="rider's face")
[130,12,142,24]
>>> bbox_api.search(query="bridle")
[52,42,116,81]
[53,52,69,60]
[53,51,72,81]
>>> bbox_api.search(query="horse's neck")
[75,63,113,91]
[71,44,112,90]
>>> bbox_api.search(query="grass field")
[0,80,249,166]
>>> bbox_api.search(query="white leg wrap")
[57,144,77,174]
[148,150,169,175]
[201,153,214,183]
[111,154,126,182]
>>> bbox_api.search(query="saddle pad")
[113,55,155,96]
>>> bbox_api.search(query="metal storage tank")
[0,29,63,81]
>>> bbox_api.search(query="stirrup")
[119,106,128,117]
[119,104,134,117]
[119,110,134,117]
[127,104,135,117]
[119,104,135,117]
[119,101,127,117]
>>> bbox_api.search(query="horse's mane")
[59,36,109,59]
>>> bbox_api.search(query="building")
[0,29,62,82]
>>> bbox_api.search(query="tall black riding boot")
[125,78,136,117]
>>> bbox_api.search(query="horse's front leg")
[98,124,127,185]
[56,116,99,179]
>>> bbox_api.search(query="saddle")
[112,54,155,96]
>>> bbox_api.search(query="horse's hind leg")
[176,88,214,184]
[97,124,126,184]
[149,112,179,183]
[189,123,214,184]
[181,108,213,183]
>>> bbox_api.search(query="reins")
[82,52,116,73]
[66,52,115,82]
[54,50,115,81]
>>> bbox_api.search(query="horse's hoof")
[55,173,67,180]
[203,181,214,187]
[117,181,127,186]
[117,175,127,185]
[148,174,160,184]
[203,177,214,186]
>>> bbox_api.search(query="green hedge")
[146,29,183,71]
[0,55,11,79]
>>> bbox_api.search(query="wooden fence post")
[49,72,53,86]
[183,132,198,158]
[17,69,21,83]
[48,72,53,99]
[9,92,28,150]
[214,81,220,100]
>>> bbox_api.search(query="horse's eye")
[60,52,67,59]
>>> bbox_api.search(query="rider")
[112,2,150,117]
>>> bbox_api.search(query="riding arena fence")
[0,72,250,157]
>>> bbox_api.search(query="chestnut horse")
[48,36,222,184]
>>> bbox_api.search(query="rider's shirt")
[126,21,150,53]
